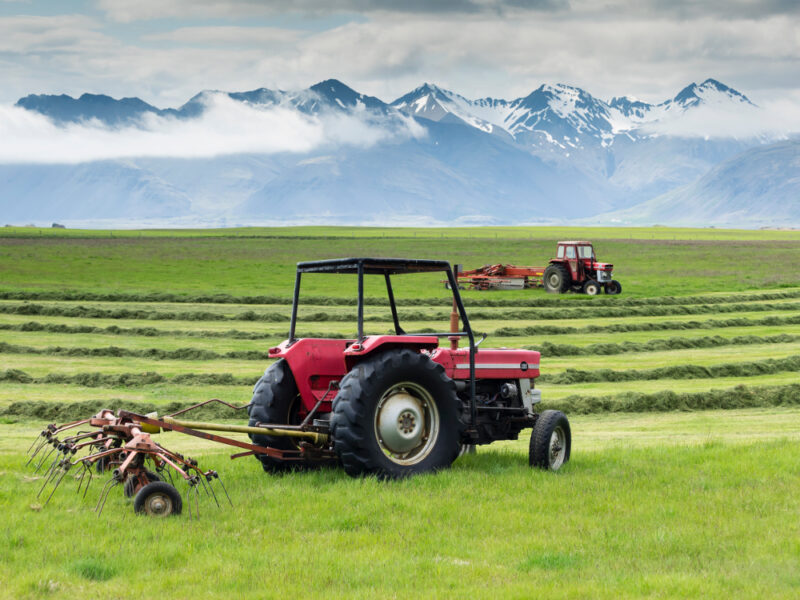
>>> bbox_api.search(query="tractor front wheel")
[331,349,464,479]
[529,410,571,471]
[247,359,309,473]
[583,280,600,296]
[544,264,570,294]
[604,280,622,295]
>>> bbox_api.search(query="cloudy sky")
[1,0,799,107]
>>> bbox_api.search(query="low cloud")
[0,94,426,164]
[639,100,800,139]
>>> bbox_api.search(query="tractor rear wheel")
[331,349,464,479]
[544,264,570,294]
[529,410,571,471]
[247,359,308,473]
[604,280,622,295]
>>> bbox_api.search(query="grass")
[1,409,799,599]
[1,225,800,598]
[2,228,800,298]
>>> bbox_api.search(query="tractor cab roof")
[557,240,592,245]
[296,257,451,275]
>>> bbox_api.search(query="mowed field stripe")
[3,331,800,359]
[3,287,800,307]
[2,299,800,323]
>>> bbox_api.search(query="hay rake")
[27,400,326,517]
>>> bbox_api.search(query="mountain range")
[3,78,798,228]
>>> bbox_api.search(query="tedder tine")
[215,472,233,508]
[44,465,70,507]
[33,445,57,472]
[95,478,120,516]
[204,473,221,509]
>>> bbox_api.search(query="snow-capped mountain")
[4,77,797,228]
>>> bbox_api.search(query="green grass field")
[1,225,799,599]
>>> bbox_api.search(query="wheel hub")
[145,493,172,516]
[548,427,566,470]
[376,392,425,453]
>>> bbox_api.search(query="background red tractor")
[455,240,621,295]
[543,240,621,295]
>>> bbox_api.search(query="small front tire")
[133,482,182,517]
[604,280,622,295]
[529,410,571,471]
[583,280,600,296]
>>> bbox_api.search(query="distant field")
[1,225,799,599]
[2,225,799,297]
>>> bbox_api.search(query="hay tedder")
[30,258,571,517]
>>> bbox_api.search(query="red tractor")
[543,240,621,296]
[248,257,571,478]
[455,240,621,295]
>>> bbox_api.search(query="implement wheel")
[544,264,570,294]
[247,359,310,473]
[133,482,182,517]
[604,280,622,295]
[529,410,571,471]
[331,349,463,479]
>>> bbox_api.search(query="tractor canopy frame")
[288,257,479,427]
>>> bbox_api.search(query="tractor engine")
[455,378,538,444]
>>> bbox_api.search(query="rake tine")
[37,458,64,497]
[82,469,94,499]
[34,445,57,472]
[44,468,69,507]
[216,474,233,507]
[193,486,200,519]
[27,433,46,455]
[75,464,87,495]
[198,475,212,498]
[95,479,119,516]
[95,477,116,513]
[205,476,221,509]
[185,486,193,521]
[41,452,65,483]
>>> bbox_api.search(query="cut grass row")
[3,333,800,361]
[2,380,800,423]
[5,315,800,349]
[4,340,800,377]
[3,287,800,307]
[3,351,797,389]
[3,299,800,323]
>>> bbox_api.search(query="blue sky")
[1,0,799,107]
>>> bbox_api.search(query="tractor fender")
[343,335,439,369]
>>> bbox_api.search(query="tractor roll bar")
[288,258,478,429]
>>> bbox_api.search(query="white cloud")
[639,102,800,139]
[0,94,426,164]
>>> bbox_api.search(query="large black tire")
[247,359,305,473]
[330,349,464,479]
[133,481,182,517]
[529,410,571,471]
[544,264,570,294]
[123,470,162,498]
[604,280,622,295]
